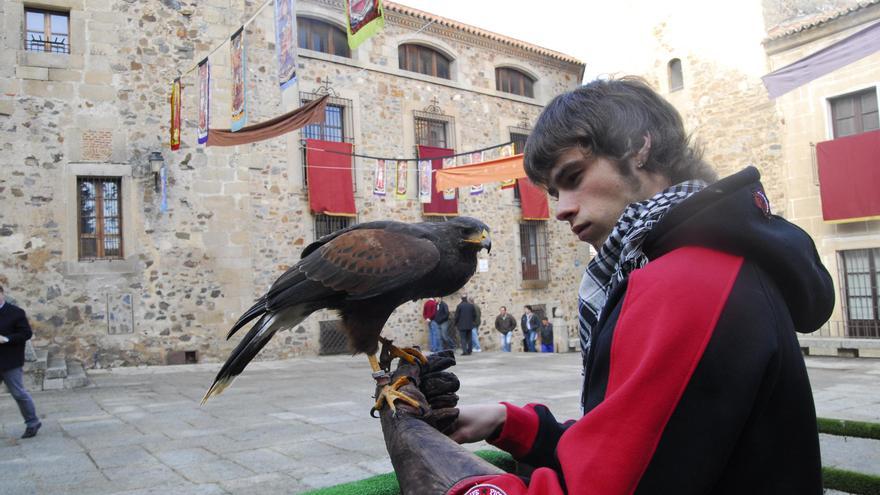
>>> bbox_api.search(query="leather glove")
[377,349,461,434]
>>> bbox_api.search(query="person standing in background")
[469,297,482,353]
[521,305,539,352]
[434,297,453,351]
[422,297,439,352]
[0,285,41,439]
[539,316,554,353]
[494,306,516,352]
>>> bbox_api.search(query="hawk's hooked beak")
[465,229,492,254]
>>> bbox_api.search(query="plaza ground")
[1,352,879,494]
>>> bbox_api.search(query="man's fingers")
[421,371,460,397]
[427,392,458,410]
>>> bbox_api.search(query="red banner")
[419,145,457,216]
[518,178,550,220]
[306,139,356,216]
[816,129,880,222]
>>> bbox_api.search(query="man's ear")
[635,133,652,168]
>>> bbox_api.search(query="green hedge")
[823,467,880,495]
[818,417,880,440]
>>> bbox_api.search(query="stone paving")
[1,352,878,494]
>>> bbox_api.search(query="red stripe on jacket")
[449,247,743,495]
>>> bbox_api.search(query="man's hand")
[0,335,9,344]
[377,349,461,433]
[448,403,506,444]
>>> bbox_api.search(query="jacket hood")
[644,167,834,333]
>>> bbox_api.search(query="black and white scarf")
[578,180,706,408]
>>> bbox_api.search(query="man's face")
[500,307,507,315]
[550,147,664,250]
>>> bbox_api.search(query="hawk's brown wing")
[296,228,441,300]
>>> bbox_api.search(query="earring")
[636,160,644,168]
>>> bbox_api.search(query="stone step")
[63,360,89,389]
[45,353,68,379]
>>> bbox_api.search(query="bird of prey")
[203,216,491,412]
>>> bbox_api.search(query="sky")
[394,0,770,81]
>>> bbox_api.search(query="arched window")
[398,44,451,79]
[298,17,350,58]
[496,67,535,98]
[668,58,683,91]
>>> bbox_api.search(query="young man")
[378,78,833,495]
[453,296,477,356]
[538,316,554,353]
[0,285,41,439]
[434,297,453,351]
[493,306,516,352]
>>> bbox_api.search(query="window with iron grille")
[839,249,880,338]
[511,131,529,203]
[25,8,70,54]
[519,221,549,285]
[398,44,451,79]
[830,88,879,138]
[496,67,535,98]
[301,92,354,187]
[315,214,353,240]
[668,58,683,92]
[297,17,350,58]
[77,177,123,260]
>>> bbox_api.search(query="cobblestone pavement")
[1,352,878,494]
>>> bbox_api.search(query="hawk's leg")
[369,347,423,417]
[377,336,428,372]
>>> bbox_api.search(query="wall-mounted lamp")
[148,151,164,192]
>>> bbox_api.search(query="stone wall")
[0,0,585,368]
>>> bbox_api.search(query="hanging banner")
[442,157,456,200]
[170,78,181,150]
[230,28,247,132]
[395,160,408,199]
[306,139,356,215]
[434,153,526,192]
[372,159,386,197]
[345,0,384,50]
[469,152,484,195]
[197,59,210,145]
[420,146,457,216]
[207,95,327,147]
[418,160,432,203]
[500,144,517,189]
[159,165,168,213]
[274,0,297,90]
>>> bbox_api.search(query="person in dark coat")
[452,296,477,355]
[521,305,539,352]
[0,285,41,438]
[434,297,454,351]
[539,316,554,353]
[494,306,517,352]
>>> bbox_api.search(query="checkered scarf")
[578,180,706,407]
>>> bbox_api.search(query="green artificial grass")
[823,467,880,495]
[299,450,514,495]
[818,417,880,440]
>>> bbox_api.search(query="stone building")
[0,0,585,370]
[633,0,880,356]
[764,1,880,354]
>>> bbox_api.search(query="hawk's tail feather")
[202,306,308,404]
[226,297,268,340]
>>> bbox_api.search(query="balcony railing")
[26,36,70,54]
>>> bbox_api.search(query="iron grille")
[838,249,880,338]
[414,110,455,149]
[519,221,549,283]
[315,214,353,240]
[26,36,70,53]
[300,91,354,187]
[319,319,349,355]
[77,177,123,260]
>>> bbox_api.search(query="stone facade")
[764,3,880,339]
[0,0,585,367]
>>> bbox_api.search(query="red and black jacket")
[449,168,834,495]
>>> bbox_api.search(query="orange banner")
[434,154,526,192]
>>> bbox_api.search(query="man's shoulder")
[0,303,25,316]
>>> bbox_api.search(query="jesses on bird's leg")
[369,337,427,417]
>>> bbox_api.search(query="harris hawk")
[203,216,491,412]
